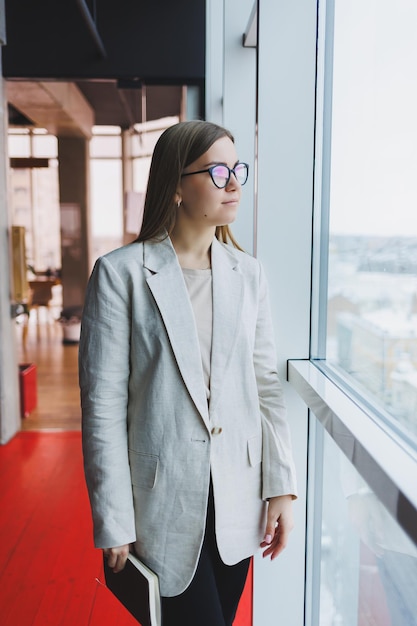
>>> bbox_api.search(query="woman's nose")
[226,172,240,189]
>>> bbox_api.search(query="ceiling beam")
[6,81,94,138]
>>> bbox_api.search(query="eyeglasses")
[181,162,249,189]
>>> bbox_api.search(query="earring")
[177,199,182,208]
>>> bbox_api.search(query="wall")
[206,0,257,254]
[206,1,318,623]
[254,2,317,624]
[0,4,21,443]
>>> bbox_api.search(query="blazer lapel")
[209,238,244,417]
[143,238,210,427]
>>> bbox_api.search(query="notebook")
[103,552,161,626]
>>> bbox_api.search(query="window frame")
[290,1,417,621]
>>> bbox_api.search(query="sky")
[328,0,417,236]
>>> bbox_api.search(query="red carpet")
[0,431,252,625]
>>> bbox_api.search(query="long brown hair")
[136,120,242,249]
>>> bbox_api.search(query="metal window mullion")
[310,0,336,361]
[304,413,325,626]
[305,1,337,624]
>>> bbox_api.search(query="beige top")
[182,267,213,401]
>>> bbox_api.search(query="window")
[304,2,417,623]
[312,0,417,449]
[319,427,417,625]
[90,127,123,262]
[89,118,178,263]
[131,117,179,196]
[8,130,60,272]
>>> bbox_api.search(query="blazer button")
[211,426,223,435]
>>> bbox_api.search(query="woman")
[79,120,297,626]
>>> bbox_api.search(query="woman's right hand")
[103,544,130,573]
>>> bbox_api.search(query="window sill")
[288,359,417,547]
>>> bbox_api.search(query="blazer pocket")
[247,435,262,467]
[129,450,159,489]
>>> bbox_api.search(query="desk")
[29,278,60,306]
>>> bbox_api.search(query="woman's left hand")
[260,495,294,560]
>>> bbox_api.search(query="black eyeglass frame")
[181,162,249,189]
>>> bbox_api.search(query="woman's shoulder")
[97,241,144,267]
[89,242,145,285]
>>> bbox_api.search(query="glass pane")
[319,429,417,626]
[9,164,61,272]
[90,159,123,263]
[9,168,33,263]
[90,134,121,158]
[31,164,61,271]
[8,133,31,157]
[323,0,417,445]
[92,125,121,135]
[132,155,151,192]
[131,129,164,158]
[32,134,58,158]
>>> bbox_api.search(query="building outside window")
[320,0,417,448]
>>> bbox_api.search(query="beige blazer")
[79,236,297,597]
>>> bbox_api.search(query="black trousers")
[161,485,251,626]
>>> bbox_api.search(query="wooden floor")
[17,315,81,431]
[3,318,252,625]
[0,430,141,625]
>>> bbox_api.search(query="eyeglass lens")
[211,163,248,188]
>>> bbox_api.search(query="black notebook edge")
[103,552,161,626]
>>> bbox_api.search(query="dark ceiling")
[2,0,206,128]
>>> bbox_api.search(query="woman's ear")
[174,192,182,208]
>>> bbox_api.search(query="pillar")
[57,137,91,310]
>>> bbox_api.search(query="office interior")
[1,1,417,625]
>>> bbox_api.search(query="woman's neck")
[170,226,215,269]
